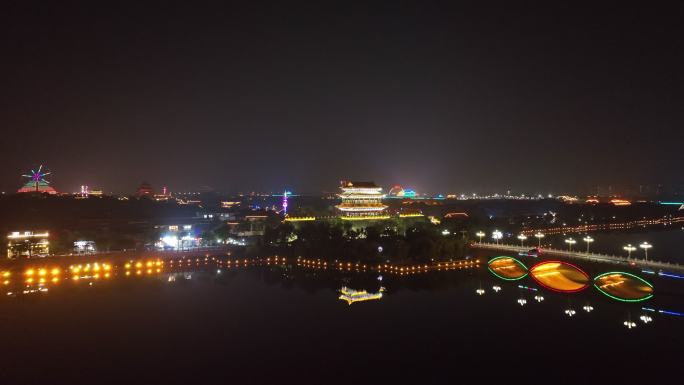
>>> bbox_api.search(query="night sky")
[2,2,683,195]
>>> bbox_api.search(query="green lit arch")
[487,256,529,281]
[593,271,654,302]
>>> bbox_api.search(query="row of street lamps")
[477,230,654,260]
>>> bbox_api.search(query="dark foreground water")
[1,255,682,385]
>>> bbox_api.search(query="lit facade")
[135,182,154,197]
[336,181,388,220]
[73,240,96,254]
[155,224,198,250]
[154,186,171,201]
[17,180,58,194]
[388,185,416,198]
[7,231,50,259]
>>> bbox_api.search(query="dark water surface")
[1,255,682,385]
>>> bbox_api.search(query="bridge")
[470,242,684,273]
[519,215,684,236]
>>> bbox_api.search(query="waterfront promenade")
[471,242,684,273]
[0,246,235,269]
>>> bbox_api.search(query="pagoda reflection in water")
[338,286,385,305]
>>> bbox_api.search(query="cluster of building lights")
[449,193,547,201]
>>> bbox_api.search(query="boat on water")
[339,286,385,305]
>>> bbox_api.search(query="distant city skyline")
[2,165,682,198]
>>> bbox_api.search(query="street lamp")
[639,242,652,261]
[517,234,527,247]
[583,236,594,253]
[565,238,576,252]
[492,230,503,245]
[534,232,545,247]
[623,244,637,259]
[476,231,485,243]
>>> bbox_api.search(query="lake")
[0,253,682,384]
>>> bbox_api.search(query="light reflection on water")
[1,254,681,328]
[0,253,682,384]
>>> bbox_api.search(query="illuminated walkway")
[472,243,684,273]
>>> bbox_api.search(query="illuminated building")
[154,186,172,201]
[444,212,468,219]
[178,199,201,205]
[388,185,416,199]
[135,182,154,197]
[7,231,50,259]
[17,165,57,194]
[557,195,579,203]
[610,198,631,206]
[238,215,267,236]
[155,224,198,250]
[73,240,96,254]
[78,186,103,198]
[284,216,316,222]
[336,181,388,220]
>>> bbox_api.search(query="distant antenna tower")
[282,190,290,214]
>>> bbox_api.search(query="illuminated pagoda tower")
[17,165,57,194]
[336,181,389,220]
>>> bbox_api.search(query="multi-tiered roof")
[336,181,389,220]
